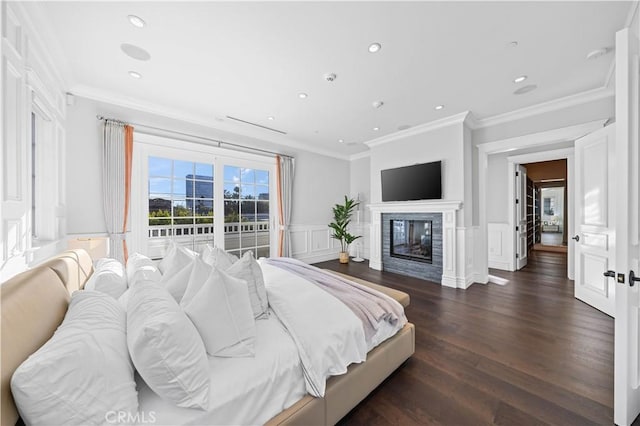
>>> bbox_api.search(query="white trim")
[488,260,511,270]
[367,200,463,213]
[507,147,575,164]
[478,120,606,155]
[364,112,471,148]
[71,85,353,161]
[11,2,69,89]
[475,87,614,129]
[477,121,600,283]
[349,150,371,161]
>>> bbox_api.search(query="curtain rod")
[96,115,293,159]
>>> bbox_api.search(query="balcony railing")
[148,222,269,238]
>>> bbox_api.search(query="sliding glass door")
[132,134,275,259]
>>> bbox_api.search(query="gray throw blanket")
[263,257,407,342]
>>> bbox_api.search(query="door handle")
[603,270,615,278]
[572,235,580,242]
[630,270,640,287]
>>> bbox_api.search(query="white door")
[613,27,640,426]
[515,164,528,270]
[573,125,616,317]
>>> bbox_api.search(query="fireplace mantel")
[368,200,462,214]
[367,200,466,288]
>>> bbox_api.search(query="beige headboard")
[0,249,93,425]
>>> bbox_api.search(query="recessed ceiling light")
[373,127,380,131]
[338,139,344,143]
[128,71,142,79]
[513,75,527,83]
[372,100,384,109]
[267,116,274,121]
[368,43,382,53]
[434,105,444,110]
[514,84,537,95]
[128,15,145,28]
[120,43,151,61]
[298,92,308,99]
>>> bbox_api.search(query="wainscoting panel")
[488,222,512,271]
[289,223,371,264]
[289,229,308,257]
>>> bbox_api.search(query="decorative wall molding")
[488,223,512,271]
[290,224,341,264]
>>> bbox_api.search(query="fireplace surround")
[368,200,464,288]
[383,213,442,282]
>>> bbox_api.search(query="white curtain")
[276,155,295,257]
[102,121,133,263]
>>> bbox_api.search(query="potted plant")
[329,195,362,264]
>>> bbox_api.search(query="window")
[132,134,276,259]
[147,157,215,258]
[223,165,270,258]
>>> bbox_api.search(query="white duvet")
[259,260,368,397]
[138,261,388,425]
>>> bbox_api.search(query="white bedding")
[260,260,368,397]
[136,311,306,426]
[137,260,404,425]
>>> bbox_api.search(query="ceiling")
[33,1,633,157]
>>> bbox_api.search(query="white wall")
[487,153,510,223]
[349,156,371,223]
[369,122,470,224]
[65,96,350,262]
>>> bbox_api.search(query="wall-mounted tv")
[381,161,442,202]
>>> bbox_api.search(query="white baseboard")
[488,260,512,271]
[293,252,340,264]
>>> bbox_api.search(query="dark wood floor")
[315,251,614,426]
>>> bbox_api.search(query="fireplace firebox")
[390,219,432,263]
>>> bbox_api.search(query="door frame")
[507,148,573,276]
[477,119,607,282]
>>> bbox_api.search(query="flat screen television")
[381,161,442,201]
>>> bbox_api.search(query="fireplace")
[368,200,465,288]
[390,219,432,263]
[381,212,442,282]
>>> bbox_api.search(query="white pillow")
[11,291,138,425]
[127,280,210,409]
[226,251,269,319]
[160,260,194,303]
[182,268,256,357]
[200,244,238,269]
[84,258,127,299]
[127,252,161,286]
[159,241,197,275]
[181,256,213,307]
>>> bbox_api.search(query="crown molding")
[349,150,371,161]
[364,111,472,149]
[475,86,614,129]
[71,84,352,161]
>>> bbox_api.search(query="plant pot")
[339,251,350,264]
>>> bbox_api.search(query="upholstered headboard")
[0,249,93,425]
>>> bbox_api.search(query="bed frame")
[1,250,414,426]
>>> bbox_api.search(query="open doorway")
[521,159,568,254]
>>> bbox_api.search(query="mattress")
[136,310,306,425]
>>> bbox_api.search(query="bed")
[1,249,415,425]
